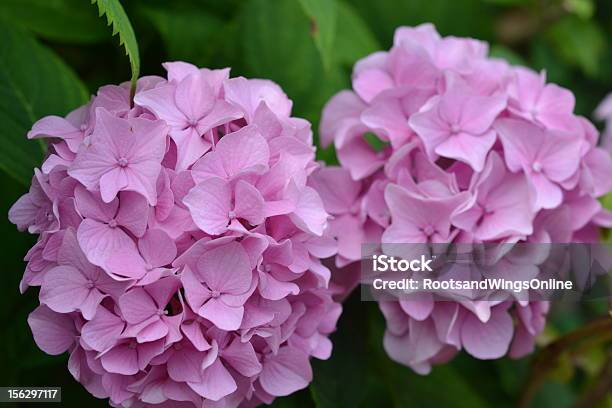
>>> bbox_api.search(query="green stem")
[518,316,612,408]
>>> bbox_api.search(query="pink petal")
[361,98,410,146]
[77,218,138,268]
[189,359,237,401]
[105,246,147,279]
[183,177,231,235]
[458,94,506,135]
[529,172,562,210]
[181,320,211,352]
[197,242,252,294]
[258,270,299,300]
[163,61,200,83]
[194,125,269,181]
[74,185,117,222]
[8,193,38,231]
[495,118,541,172]
[99,168,129,203]
[536,84,575,129]
[168,346,204,383]
[221,337,262,377]
[115,191,149,237]
[198,298,244,331]
[81,307,125,351]
[181,266,212,312]
[138,229,177,268]
[40,265,91,314]
[194,100,244,137]
[308,167,361,215]
[319,90,366,148]
[383,318,443,372]
[581,147,612,197]
[353,68,394,103]
[461,308,513,359]
[134,85,186,129]
[79,289,107,320]
[68,109,127,190]
[234,180,265,226]
[137,319,169,343]
[28,115,82,151]
[539,133,583,183]
[288,184,328,236]
[174,74,216,121]
[119,288,157,324]
[27,305,76,355]
[434,130,496,172]
[259,347,312,397]
[399,296,434,321]
[101,343,139,375]
[336,136,386,180]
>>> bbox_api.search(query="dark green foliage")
[0,1,611,406]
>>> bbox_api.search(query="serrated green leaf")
[91,0,140,99]
[297,0,338,71]
[0,22,88,185]
[0,0,108,43]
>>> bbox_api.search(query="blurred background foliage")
[0,0,611,407]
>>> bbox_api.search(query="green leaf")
[0,22,88,185]
[0,0,108,43]
[268,389,314,408]
[297,0,338,71]
[241,0,347,127]
[91,0,140,99]
[489,44,527,66]
[531,381,576,408]
[363,132,389,152]
[530,36,573,85]
[349,0,495,46]
[140,5,224,68]
[564,0,594,19]
[480,0,531,4]
[333,1,380,67]
[309,295,369,408]
[546,17,605,77]
[366,306,491,408]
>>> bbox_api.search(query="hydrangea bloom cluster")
[315,24,612,374]
[9,62,342,407]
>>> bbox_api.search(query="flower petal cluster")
[11,62,341,407]
[316,24,612,374]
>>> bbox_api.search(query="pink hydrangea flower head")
[317,24,612,374]
[10,62,340,406]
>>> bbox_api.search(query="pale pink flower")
[11,62,339,407]
[69,109,168,205]
[320,23,612,375]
